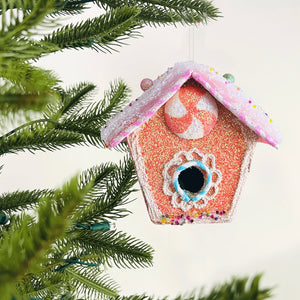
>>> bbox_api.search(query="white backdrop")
[1,0,300,299]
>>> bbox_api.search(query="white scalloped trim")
[162,148,222,211]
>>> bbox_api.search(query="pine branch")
[0,93,58,114]
[0,176,90,299]
[0,61,60,94]
[0,0,57,41]
[0,62,60,120]
[91,79,131,124]
[0,38,59,61]
[0,0,40,14]
[43,6,141,53]
[0,123,84,156]
[57,80,130,148]
[0,189,54,212]
[0,0,93,17]
[79,163,116,191]
[0,79,129,156]
[0,61,60,112]
[53,0,90,16]
[59,83,96,116]
[66,265,119,299]
[117,275,272,300]
[17,272,69,299]
[75,156,137,224]
[45,82,97,120]
[97,0,221,25]
[73,229,154,268]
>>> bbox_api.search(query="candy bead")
[140,78,153,91]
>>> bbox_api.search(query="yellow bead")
[209,67,213,71]
[253,105,257,108]
[269,119,273,123]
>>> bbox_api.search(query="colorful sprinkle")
[223,73,235,83]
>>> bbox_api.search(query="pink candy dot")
[140,78,153,91]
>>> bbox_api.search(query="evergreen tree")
[0,1,272,299]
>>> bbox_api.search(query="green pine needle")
[0,62,60,93]
[0,38,59,61]
[45,82,97,120]
[49,79,130,148]
[17,272,68,299]
[66,265,119,299]
[53,1,90,16]
[117,274,272,300]
[0,0,57,40]
[0,189,54,212]
[0,124,84,156]
[0,176,89,299]
[75,156,137,224]
[74,229,154,269]
[0,61,60,112]
[43,6,142,53]
[98,0,221,26]
[0,79,129,156]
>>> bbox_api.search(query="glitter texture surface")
[127,100,257,224]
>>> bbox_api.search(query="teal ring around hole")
[173,160,212,203]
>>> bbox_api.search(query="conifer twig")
[43,6,142,53]
[0,189,54,212]
[98,0,221,25]
[0,176,90,299]
[116,274,272,300]
[66,265,119,299]
[74,156,137,224]
[73,229,154,269]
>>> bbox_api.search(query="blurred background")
[1,0,299,298]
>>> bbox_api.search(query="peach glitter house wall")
[127,101,258,224]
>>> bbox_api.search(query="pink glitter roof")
[101,61,282,148]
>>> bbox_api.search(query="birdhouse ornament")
[101,62,281,225]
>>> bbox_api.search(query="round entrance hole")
[178,166,205,194]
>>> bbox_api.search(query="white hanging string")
[188,24,199,62]
[188,25,195,61]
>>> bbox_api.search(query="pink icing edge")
[101,65,193,146]
[191,71,281,147]
[101,61,282,148]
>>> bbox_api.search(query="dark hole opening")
[178,166,205,194]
